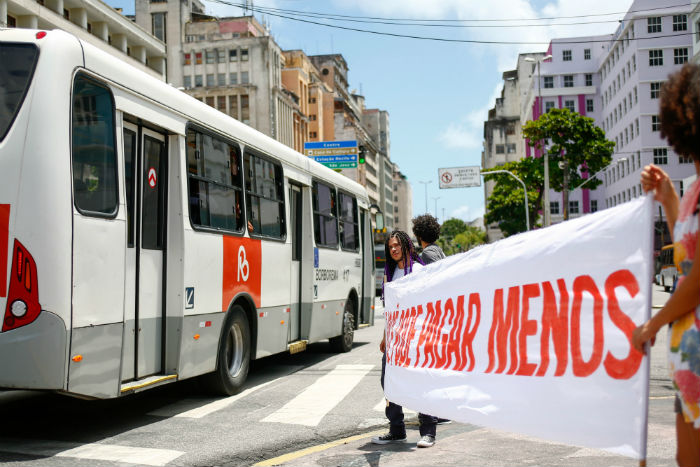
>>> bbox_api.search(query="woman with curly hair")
[632,63,700,467]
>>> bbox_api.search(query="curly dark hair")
[412,214,441,244]
[659,63,700,162]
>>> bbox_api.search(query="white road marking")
[262,364,374,426]
[148,378,279,418]
[0,438,183,466]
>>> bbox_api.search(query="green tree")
[436,219,486,254]
[482,158,541,237]
[484,108,614,236]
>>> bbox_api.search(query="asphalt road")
[0,284,677,467]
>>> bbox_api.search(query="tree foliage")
[436,220,486,255]
[484,108,615,236]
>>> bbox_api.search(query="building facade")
[392,164,413,236]
[3,0,166,79]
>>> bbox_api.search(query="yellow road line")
[254,429,386,466]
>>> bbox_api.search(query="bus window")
[186,128,244,233]
[374,243,385,293]
[244,151,285,238]
[71,74,118,217]
[0,43,38,141]
[339,192,358,251]
[312,181,338,248]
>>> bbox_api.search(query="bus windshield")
[0,43,39,141]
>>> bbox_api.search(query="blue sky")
[106,0,632,224]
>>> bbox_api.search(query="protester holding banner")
[373,230,436,447]
[632,63,700,467]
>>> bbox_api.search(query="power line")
[216,1,690,23]
[209,0,695,46]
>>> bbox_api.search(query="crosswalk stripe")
[0,438,183,466]
[148,378,280,418]
[262,364,374,426]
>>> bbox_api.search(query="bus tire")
[206,305,251,396]
[329,300,354,353]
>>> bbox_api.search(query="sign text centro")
[438,166,482,189]
[304,140,358,169]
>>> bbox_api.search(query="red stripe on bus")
[0,205,9,297]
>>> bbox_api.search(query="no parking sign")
[438,166,481,189]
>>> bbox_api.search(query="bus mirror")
[374,212,384,232]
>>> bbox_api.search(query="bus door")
[122,122,168,381]
[288,184,302,342]
[360,209,373,325]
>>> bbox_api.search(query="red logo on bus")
[147,167,157,189]
[222,236,261,310]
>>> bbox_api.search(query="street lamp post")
[483,169,530,231]
[525,54,552,226]
[573,157,628,191]
[418,180,432,214]
[432,196,440,220]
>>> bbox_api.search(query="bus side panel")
[178,313,225,379]
[256,241,291,357]
[307,249,347,342]
[68,323,122,398]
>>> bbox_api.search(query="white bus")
[0,28,376,399]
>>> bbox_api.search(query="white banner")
[383,196,654,458]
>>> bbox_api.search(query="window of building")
[543,76,554,88]
[673,14,687,31]
[648,84,662,103]
[309,131,317,138]
[569,201,579,214]
[697,20,700,42]
[653,148,668,164]
[338,192,359,251]
[195,75,203,87]
[652,115,661,132]
[217,95,226,113]
[495,144,505,154]
[183,76,191,89]
[506,143,516,153]
[205,50,215,64]
[245,152,285,238]
[674,48,688,64]
[585,74,593,86]
[564,100,575,111]
[241,71,249,84]
[241,49,249,61]
[679,154,693,164]
[312,181,338,248]
[550,201,559,215]
[647,17,662,33]
[563,50,572,61]
[205,96,214,108]
[152,12,166,43]
[563,75,574,87]
[184,53,191,66]
[230,72,238,85]
[591,200,598,212]
[649,49,663,66]
[229,49,237,62]
[206,74,215,87]
[195,52,202,65]
[309,97,317,104]
[584,48,591,60]
[217,49,225,63]
[218,74,226,86]
[545,101,555,112]
[240,94,250,124]
[71,74,117,217]
[223,95,235,120]
[586,99,594,112]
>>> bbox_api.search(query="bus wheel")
[330,300,354,353]
[206,306,251,396]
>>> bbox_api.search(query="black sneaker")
[371,432,407,444]
[436,418,452,425]
[417,435,435,448]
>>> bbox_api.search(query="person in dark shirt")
[412,214,451,429]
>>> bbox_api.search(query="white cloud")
[437,83,504,150]
[451,204,485,223]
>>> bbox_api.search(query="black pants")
[381,353,437,437]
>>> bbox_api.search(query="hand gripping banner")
[383,195,654,458]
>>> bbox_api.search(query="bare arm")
[633,227,700,352]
